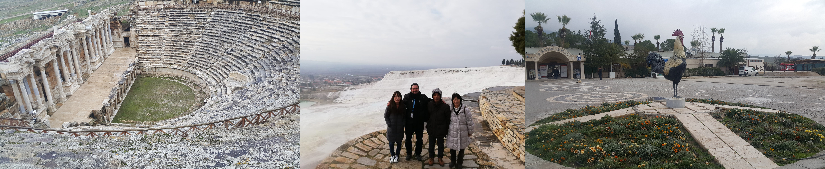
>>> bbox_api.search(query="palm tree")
[691,40,701,50]
[557,15,571,47]
[711,28,717,53]
[718,28,725,50]
[530,12,550,47]
[786,51,792,62]
[631,33,644,45]
[810,46,821,59]
[654,35,661,50]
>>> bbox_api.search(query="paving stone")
[355,143,371,152]
[351,163,368,168]
[356,157,376,166]
[348,147,367,156]
[465,155,477,159]
[371,137,384,144]
[319,130,486,168]
[341,152,359,160]
[783,159,825,169]
[368,149,379,156]
[375,162,391,169]
[335,157,355,163]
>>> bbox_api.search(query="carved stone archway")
[526,46,585,79]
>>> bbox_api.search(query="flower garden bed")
[685,98,769,109]
[526,114,723,168]
[711,108,825,165]
[530,100,649,126]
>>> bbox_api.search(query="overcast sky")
[526,0,825,57]
[302,0,525,68]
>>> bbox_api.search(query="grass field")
[112,76,202,123]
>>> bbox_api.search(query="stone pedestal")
[666,98,685,108]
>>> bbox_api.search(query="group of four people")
[385,83,475,168]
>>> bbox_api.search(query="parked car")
[739,66,758,76]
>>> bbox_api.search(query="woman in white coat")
[446,93,474,168]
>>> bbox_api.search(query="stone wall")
[478,86,525,162]
[91,58,139,125]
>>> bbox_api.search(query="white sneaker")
[391,156,397,163]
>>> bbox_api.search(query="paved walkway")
[528,102,781,169]
[49,48,136,128]
[317,130,486,169]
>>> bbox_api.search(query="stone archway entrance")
[526,46,585,80]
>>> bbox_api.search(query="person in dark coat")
[426,88,450,166]
[598,67,603,80]
[403,83,430,161]
[384,91,406,163]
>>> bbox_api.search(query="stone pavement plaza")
[525,77,825,169]
[317,130,487,169]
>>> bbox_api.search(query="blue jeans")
[389,140,402,156]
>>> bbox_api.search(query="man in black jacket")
[403,83,430,161]
[426,88,450,166]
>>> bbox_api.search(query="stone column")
[534,61,539,79]
[569,61,574,79]
[71,47,83,83]
[64,50,76,81]
[105,23,112,50]
[91,33,99,62]
[83,36,93,64]
[27,74,43,108]
[10,79,27,113]
[39,65,54,107]
[15,78,33,113]
[95,31,103,59]
[57,52,69,85]
[52,58,66,102]
[580,61,585,79]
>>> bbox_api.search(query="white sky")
[302,0,525,67]
[526,0,825,57]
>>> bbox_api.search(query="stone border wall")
[478,86,525,162]
[90,58,140,125]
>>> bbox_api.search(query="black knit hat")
[432,88,442,96]
[451,93,462,101]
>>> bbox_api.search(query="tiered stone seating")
[135,5,299,126]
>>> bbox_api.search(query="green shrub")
[526,115,723,169]
[531,100,650,126]
[812,67,825,75]
[712,109,825,165]
[685,67,725,76]
[624,66,651,78]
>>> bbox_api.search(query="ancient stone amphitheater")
[0,1,300,168]
[133,3,300,127]
[0,1,300,133]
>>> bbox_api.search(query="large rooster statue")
[647,29,688,97]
